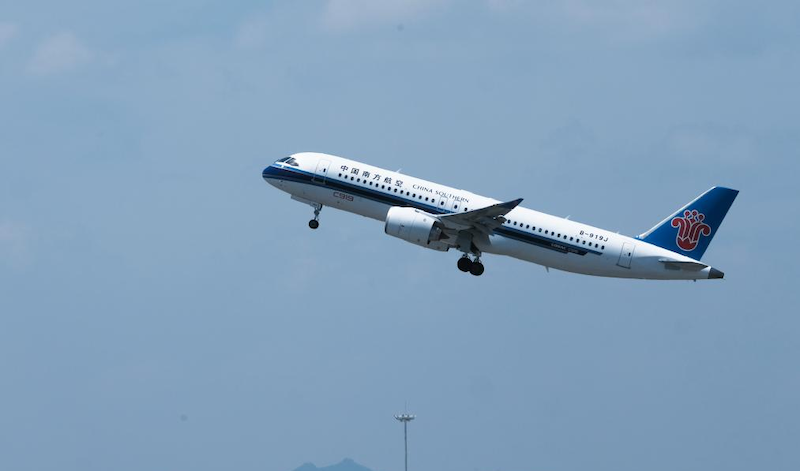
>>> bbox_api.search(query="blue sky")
[1,1,799,470]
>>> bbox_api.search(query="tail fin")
[638,186,739,260]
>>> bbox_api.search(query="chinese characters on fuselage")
[340,165,471,204]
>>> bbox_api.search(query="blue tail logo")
[639,186,739,260]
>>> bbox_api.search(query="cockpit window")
[277,156,300,166]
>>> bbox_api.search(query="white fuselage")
[263,152,719,280]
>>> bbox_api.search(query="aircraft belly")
[280,180,391,221]
[485,234,664,279]
[483,234,595,273]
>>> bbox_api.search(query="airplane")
[262,152,738,280]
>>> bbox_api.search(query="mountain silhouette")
[292,458,375,471]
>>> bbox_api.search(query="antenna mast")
[394,411,416,471]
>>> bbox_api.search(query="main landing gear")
[308,204,322,229]
[457,254,485,276]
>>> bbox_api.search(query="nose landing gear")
[308,204,322,229]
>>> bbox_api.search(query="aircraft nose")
[262,166,280,182]
[262,165,284,186]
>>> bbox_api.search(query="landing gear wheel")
[308,204,322,229]
[469,262,485,276]
[457,257,473,272]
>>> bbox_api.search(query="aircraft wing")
[437,198,523,234]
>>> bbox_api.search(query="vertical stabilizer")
[638,187,739,260]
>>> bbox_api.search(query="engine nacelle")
[384,207,450,252]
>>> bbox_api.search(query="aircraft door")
[313,159,331,183]
[617,242,635,269]
[435,194,449,213]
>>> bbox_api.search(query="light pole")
[394,413,415,471]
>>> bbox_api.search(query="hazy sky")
[2,1,799,470]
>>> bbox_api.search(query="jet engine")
[384,207,450,251]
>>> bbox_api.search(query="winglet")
[499,198,524,210]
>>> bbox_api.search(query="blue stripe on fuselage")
[262,164,599,256]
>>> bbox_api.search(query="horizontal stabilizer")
[658,259,708,271]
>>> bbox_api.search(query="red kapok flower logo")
[671,210,711,251]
